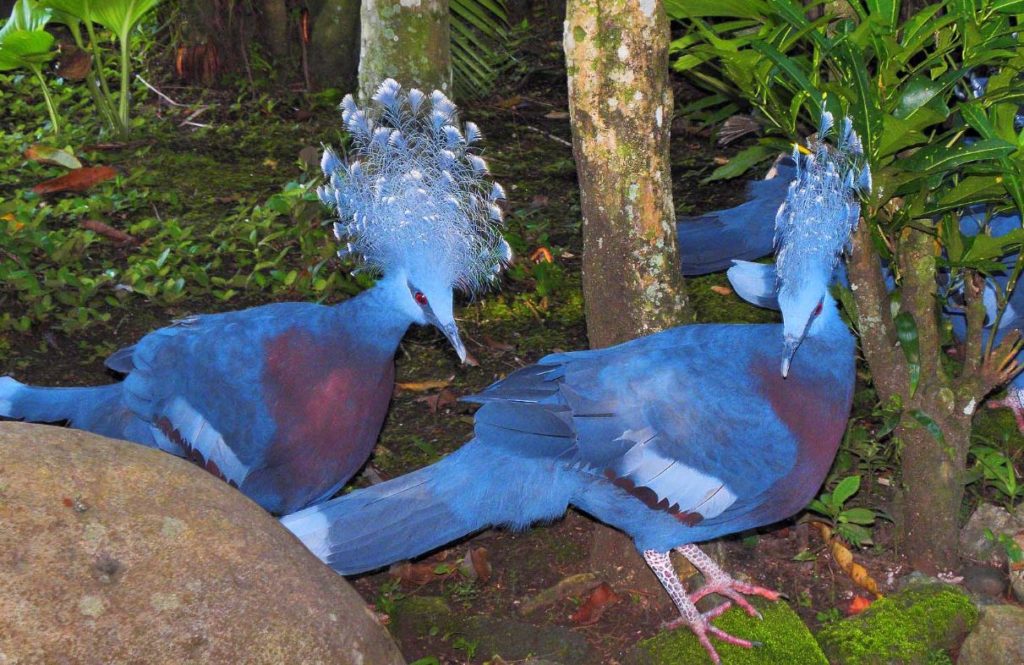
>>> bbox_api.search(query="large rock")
[958,604,1024,665]
[0,422,405,665]
[816,580,976,664]
[959,502,1022,565]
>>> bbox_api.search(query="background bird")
[0,79,511,515]
[282,112,869,663]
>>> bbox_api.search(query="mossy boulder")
[390,595,595,663]
[630,598,827,665]
[815,582,977,664]
[0,423,404,665]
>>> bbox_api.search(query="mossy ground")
[633,597,828,665]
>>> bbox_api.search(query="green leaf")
[664,0,769,19]
[1,0,51,35]
[832,475,862,507]
[842,507,878,525]
[900,138,1016,173]
[909,408,947,446]
[866,0,899,28]
[0,28,53,69]
[894,311,921,396]
[703,143,776,182]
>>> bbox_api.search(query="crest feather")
[775,108,871,293]
[319,79,510,291]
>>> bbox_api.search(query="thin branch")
[522,124,573,148]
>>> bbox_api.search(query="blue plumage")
[0,79,509,515]
[283,113,866,662]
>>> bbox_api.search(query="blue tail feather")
[676,158,795,275]
[281,439,574,574]
[0,378,136,442]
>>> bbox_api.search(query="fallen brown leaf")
[25,144,82,169]
[389,561,454,586]
[481,335,515,352]
[710,285,734,296]
[529,247,554,263]
[459,547,492,583]
[414,388,458,414]
[395,379,451,393]
[80,219,138,245]
[848,595,872,615]
[570,582,621,625]
[544,110,570,120]
[33,166,117,195]
[813,521,882,598]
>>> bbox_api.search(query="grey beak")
[781,336,800,379]
[441,322,468,364]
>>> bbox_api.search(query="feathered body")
[284,111,869,662]
[1,79,509,515]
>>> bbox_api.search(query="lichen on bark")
[564,0,689,350]
[358,0,451,102]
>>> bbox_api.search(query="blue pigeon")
[677,103,1024,430]
[282,113,869,663]
[0,79,511,515]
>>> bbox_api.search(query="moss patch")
[631,598,827,665]
[816,582,977,665]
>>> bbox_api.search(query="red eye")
[414,291,428,306]
[813,301,823,316]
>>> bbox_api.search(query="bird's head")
[317,79,512,364]
[774,109,870,378]
[394,265,466,363]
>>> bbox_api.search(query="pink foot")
[643,548,766,664]
[690,577,783,619]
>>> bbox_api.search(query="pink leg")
[643,549,761,665]
[676,543,782,619]
[987,387,1024,434]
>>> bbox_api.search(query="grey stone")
[960,503,1021,565]
[959,604,1024,665]
[962,564,1008,599]
[0,422,405,665]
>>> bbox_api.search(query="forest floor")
[2,7,1022,665]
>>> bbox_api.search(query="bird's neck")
[329,279,414,354]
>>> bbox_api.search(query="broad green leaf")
[962,228,1024,263]
[752,41,823,109]
[842,507,878,525]
[1,0,51,36]
[900,138,1016,173]
[832,475,861,507]
[0,28,53,70]
[894,311,921,396]
[703,143,776,182]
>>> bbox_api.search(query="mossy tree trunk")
[358,0,451,102]
[259,0,290,61]
[847,223,1018,573]
[563,0,691,603]
[307,0,360,93]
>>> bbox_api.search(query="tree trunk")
[564,0,690,605]
[564,0,689,350]
[307,0,360,93]
[259,0,290,61]
[848,224,990,574]
[897,417,969,573]
[358,0,451,102]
